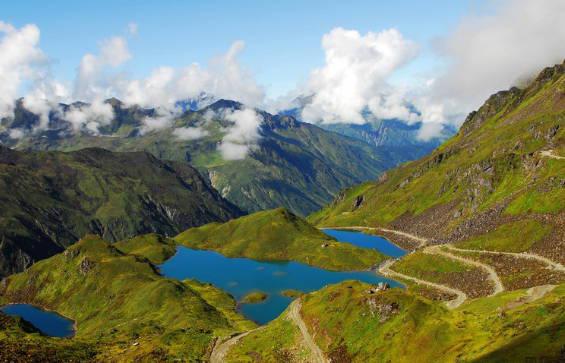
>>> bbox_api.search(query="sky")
[1,0,564,145]
[2,0,473,97]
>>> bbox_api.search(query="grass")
[0,235,254,361]
[232,281,565,362]
[114,233,177,264]
[392,251,470,282]
[226,307,313,362]
[0,146,241,278]
[280,289,304,299]
[457,219,551,253]
[241,292,268,304]
[308,64,565,248]
[175,208,388,271]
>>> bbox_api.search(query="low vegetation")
[0,146,241,278]
[281,289,304,299]
[392,252,493,298]
[0,235,254,361]
[114,233,177,264]
[309,63,564,265]
[457,219,551,253]
[241,292,268,304]
[175,208,388,271]
[231,281,565,362]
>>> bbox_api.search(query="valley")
[0,9,562,359]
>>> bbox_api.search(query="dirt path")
[425,245,505,296]
[210,328,263,363]
[444,245,565,272]
[540,149,565,160]
[378,259,467,309]
[320,226,428,248]
[288,299,328,363]
[504,285,556,310]
[210,300,327,363]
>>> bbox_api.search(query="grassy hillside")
[114,233,177,264]
[175,208,387,271]
[3,100,397,216]
[0,312,97,362]
[310,61,565,263]
[228,281,565,362]
[0,147,241,278]
[0,235,255,361]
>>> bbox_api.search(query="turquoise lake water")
[322,229,406,258]
[1,304,75,338]
[159,230,405,324]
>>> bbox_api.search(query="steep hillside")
[0,147,241,278]
[321,119,454,165]
[226,281,565,362]
[2,100,401,215]
[175,208,387,271]
[310,61,565,264]
[0,235,255,361]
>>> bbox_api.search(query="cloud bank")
[218,108,262,160]
[0,21,46,119]
[433,0,565,111]
[1,0,564,143]
[302,28,418,124]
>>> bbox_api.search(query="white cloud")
[138,107,185,134]
[301,28,418,124]
[433,0,565,111]
[218,108,262,160]
[172,126,209,140]
[74,36,131,101]
[0,21,46,119]
[417,122,444,141]
[8,128,24,139]
[23,79,69,130]
[118,41,264,110]
[63,100,114,133]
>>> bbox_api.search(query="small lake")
[160,230,402,324]
[1,304,75,338]
[322,229,407,258]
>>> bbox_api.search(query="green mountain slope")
[227,281,564,362]
[310,61,565,263]
[2,100,399,215]
[0,235,255,361]
[0,147,241,278]
[320,118,454,165]
[175,208,387,271]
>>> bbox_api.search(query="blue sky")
[3,0,479,97]
[1,0,563,139]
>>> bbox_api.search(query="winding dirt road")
[288,299,328,363]
[210,328,263,363]
[378,259,468,309]
[425,245,505,296]
[444,245,565,272]
[209,300,327,363]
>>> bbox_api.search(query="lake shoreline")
[0,302,77,338]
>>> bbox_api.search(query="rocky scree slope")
[310,61,565,265]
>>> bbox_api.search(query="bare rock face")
[79,258,96,275]
[376,302,400,322]
[352,195,364,210]
[366,297,400,322]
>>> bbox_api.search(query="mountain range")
[0,146,241,278]
[0,98,449,216]
[0,61,563,362]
